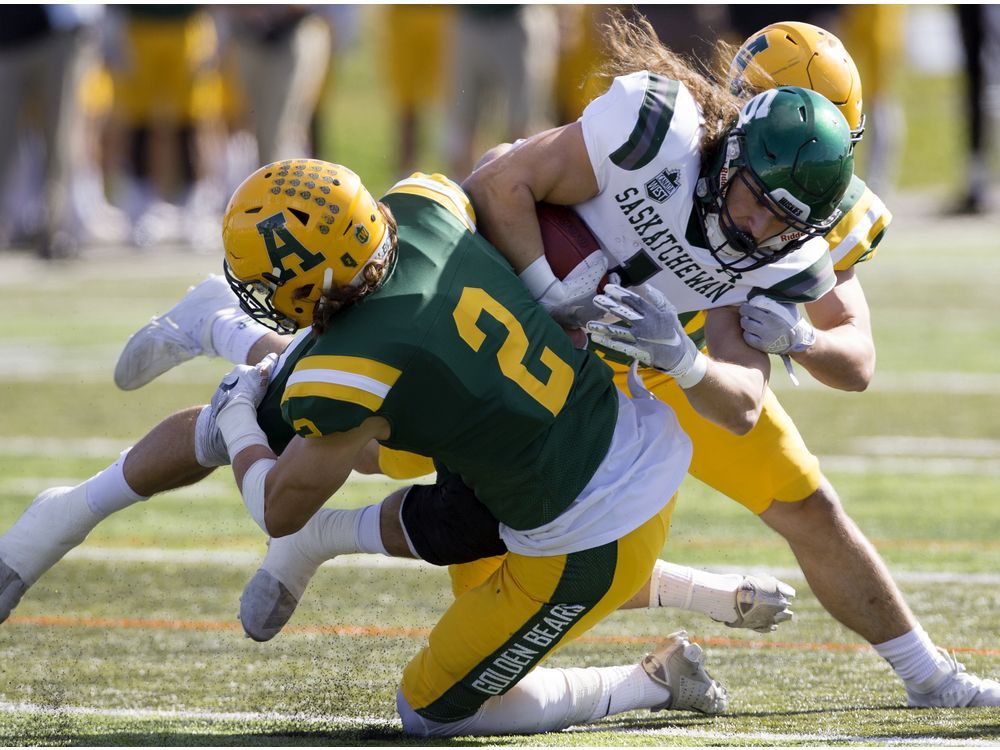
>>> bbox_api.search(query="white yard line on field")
[852,436,1000,457]
[5,433,1000,478]
[40,547,1000,585]
[4,350,1000,394]
[569,722,1000,747]
[1,700,995,746]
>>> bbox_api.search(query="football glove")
[519,254,613,328]
[588,284,707,388]
[211,354,278,459]
[739,296,816,355]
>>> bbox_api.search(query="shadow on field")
[22,728,507,747]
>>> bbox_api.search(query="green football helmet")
[696,86,855,273]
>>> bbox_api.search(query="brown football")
[536,202,608,289]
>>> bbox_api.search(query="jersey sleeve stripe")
[386,173,477,231]
[828,186,891,269]
[764,256,836,302]
[282,380,385,413]
[609,75,679,171]
[291,355,401,387]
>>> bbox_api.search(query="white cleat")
[642,630,729,715]
[239,569,301,642]
[0,561,28,623]
[238,526,324,642]
[907,649,1000,708]
[114,275,237,390]
[723,574,796,633]
[0,485,99,623]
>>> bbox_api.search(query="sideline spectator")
[0,6,100,259]
[446,5,559,179]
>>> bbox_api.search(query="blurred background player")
[107,5,225,249]
[446,5,559,179]
[0,6,100,259]
[382,5,453,174]
[223,7,333,166]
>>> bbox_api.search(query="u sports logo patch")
[645,168,682,203]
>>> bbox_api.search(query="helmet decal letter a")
[256,212,327,282]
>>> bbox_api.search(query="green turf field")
[0,197,998,746]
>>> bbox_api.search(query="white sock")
[397,664,669,737]
[650,559,743,623]
[259,503,387,600]
[210,308,270,364]
[874,626,949,690]
[84,449,148,518]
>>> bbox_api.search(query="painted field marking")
[44,547,1000,586]
[0,700,996,746]
[7,613,999,657]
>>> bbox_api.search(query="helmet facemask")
[696,87,853,274]
[223,261,299,334]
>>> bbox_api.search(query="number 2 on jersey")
[452,287,573,417]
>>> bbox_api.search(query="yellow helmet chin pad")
[222,159,388,330]
[730,21,864,140]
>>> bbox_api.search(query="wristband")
[517,255,558,302]
[242,457,275,534]
[673,351,709,389]
[216,398,269,458]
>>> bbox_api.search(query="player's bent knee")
[400,476,507,566]
[761,479,846,537]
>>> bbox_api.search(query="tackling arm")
[796,269,876,391]
[231,418,390,538]
[695,306,771,434]
[462,123,599,273]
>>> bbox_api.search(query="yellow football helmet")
[222,159,393,333]
[729,21,865,143]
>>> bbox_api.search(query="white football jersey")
[576,71,835,313]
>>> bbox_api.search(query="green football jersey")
[259,174,618,531]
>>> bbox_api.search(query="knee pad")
[399,475,507,566]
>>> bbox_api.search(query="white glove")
[588,284,708,388]
[519,254,613,328]
[212,354,278,459]
[740,296,816,355]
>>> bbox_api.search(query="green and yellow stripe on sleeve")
[281,355,402,437]
[827,178,892,271]
[386,173,477,232]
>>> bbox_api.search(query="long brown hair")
[311,201,398,334]
[597,9,745,156]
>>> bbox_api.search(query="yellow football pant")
[611,361,821,514]
[401,500,674,723]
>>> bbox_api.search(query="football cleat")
[723,574,795,633]
[906,649,1000,708]
[642,630,729,714]
[0,561,28,624]
[239,569,300,642]
[238,528,323,642]
[0,485,99,623]
[114,275,236,391]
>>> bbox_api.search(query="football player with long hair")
[1,82,847,731]
[463,13,999,709]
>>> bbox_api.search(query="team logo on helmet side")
[255,212,327,283]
